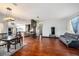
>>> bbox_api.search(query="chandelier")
[4,7,15,21]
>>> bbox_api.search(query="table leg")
[7,41,10,52]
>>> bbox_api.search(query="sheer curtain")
[67,19,74,33]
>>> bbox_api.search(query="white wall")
[42,19,67,37]
[0,13,8,33]
[0,23,4,33]
[0,22,8,33]
[2,22,8,33]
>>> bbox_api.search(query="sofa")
[59,32,79,48]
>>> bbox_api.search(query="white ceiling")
[0,3,79,21]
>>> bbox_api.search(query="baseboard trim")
[42,36,59,39]
[42,36,50,38]
[24,36,59,39]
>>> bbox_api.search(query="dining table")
[2,36,17,52]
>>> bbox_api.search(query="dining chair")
[10,33,23,50]
[16,32,23,46]
[10,37,18,49]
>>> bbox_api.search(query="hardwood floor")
[12,37,79,56]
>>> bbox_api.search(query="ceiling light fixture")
[4,7,15,22]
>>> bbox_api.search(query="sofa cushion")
[69,40,79,48]
[64,33,78,40]
[60,35,65,38]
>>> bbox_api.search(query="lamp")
[4,7,15,21]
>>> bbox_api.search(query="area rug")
[0,43,24,56]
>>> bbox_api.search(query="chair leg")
[15,44,16,49]
[20,42,21,46]
[15,41,17,49]
[20,37,23,46]
[20,38,23,46]
[19,40,21,46]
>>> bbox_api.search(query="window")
[71,16,79,33]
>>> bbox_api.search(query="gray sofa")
[59,32,79,48]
